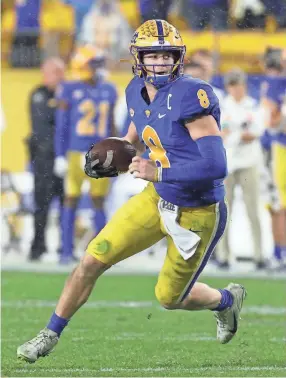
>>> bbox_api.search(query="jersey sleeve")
[180,82,220,122]
[264,81,284,108]
[55,82,71,157]
[109,84,118,106]
[55,82,71,105]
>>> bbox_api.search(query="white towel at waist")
[158,198,201,260]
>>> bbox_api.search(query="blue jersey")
[264,76,286,109]
[56,79,117,154]
[263,76,286,147]
[126,75,224,207]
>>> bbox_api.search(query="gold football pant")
[87,183,228,306]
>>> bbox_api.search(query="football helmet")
[70,45,105,81]
[130,19,186,88]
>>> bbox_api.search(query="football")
[89,137,137,173]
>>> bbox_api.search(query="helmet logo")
[131,32,139,44]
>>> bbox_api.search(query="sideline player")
[17,20,246,362]
[261,73,286,267]
[53,45,117,263]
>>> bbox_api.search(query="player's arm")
[240,105,265,143]
[160,84,227,183]
[110,105,118,137]
[261,97,281,129]
[29,88,45,136]
[27,87,48,159]
[123,121,146,155]
[130,114,227,183]
[54,84,70,158]
[54,84,70,177]
[109,85,119,137]
[130,84,227,183]
[157,115,227,183]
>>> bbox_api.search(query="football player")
[261,74,286,267]
[17,20,246,363]
[189,49,225,104]
[53,45,118,263]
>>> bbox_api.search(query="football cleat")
[17,328,59,363]
[214,283,247,344]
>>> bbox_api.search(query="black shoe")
[29,247,46,261]
[30,243,46,254]
[28,254,43,261]
[256,261,267,270]
[218,261,230,269]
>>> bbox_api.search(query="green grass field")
[2,272,286,377]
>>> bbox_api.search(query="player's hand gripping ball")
[85,138,136,179]
[129,156,158,182]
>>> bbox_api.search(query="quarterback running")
[17,20,246,363]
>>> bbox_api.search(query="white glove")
[54,156,68,178]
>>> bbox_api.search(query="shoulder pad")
[31,88,47,104]
[101,82,118,103]
[126,77,144,97]
[265,78,286,107]
[168,76,219,121]
[55,81,76,101]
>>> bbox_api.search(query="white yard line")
[13,366,286,374]
[4,333,285,343]
[2,261,286,280]
[2,300,286,315]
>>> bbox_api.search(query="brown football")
[89,138,136,173]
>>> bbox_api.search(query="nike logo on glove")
[158,113,166,119]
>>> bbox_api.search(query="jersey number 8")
[142,126,171,168]
[197,89,210,109]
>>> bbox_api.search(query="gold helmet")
[70,45,105,81]
[130,19,186,88]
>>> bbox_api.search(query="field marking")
[13,366,286,374]
[70,335,217,342]
[270,337,286,343]
[2,300,286,315]
[2,260,286,280]
[4,334,286,344]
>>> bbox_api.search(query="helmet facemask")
[131,46,185,89]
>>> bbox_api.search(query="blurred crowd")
[2,0,286,68]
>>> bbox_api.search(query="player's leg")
[273,142,286,261]
[60,152,84,262]
[52,174,64,254]
[263,144,285,265]
[155,199,246,344]
[54,185,163,319]
[89,177,110,234]
[218,171,235,266]
[269,208,285,261]
[30,156,54,259]
[238,166,264,266]
[17,184,164,362]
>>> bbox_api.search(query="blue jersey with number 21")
[56,80,117,153]
[125,75,225,207]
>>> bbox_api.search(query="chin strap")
[145,73,171,89]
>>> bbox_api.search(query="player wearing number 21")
[17,20,246,363]
[53,45,117,263]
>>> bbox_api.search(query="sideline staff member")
[27,58,65,260]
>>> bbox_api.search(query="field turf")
[1,272,286,377]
